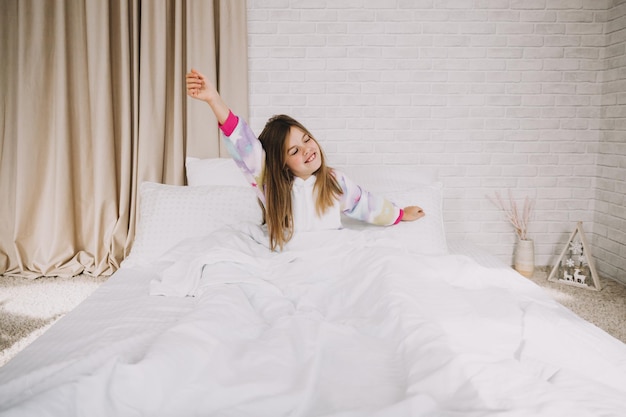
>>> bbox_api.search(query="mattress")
[0,229,625,417]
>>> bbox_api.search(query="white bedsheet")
[1,225,626,416]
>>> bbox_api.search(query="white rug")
[527,267,626,345]
[0,274,108,367]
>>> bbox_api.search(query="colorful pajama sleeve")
[218,112,402,225]
[333,170,403,226]
[219,111,267,206]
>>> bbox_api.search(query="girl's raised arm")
[186,69,229,124]
[186,68,266,205]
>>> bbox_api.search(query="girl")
[186,69,425,251]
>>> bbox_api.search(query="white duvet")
[2,223,626,416]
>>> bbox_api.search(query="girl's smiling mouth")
[305,152,317,163]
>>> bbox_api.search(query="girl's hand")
[402,206,425,222]
[186,69,218,103]
[186,68,230,124]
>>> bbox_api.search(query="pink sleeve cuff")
[394,208,404,225]
[219,110,239,136]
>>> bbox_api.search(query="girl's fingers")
[186,69,209,98]
[186,80,203,90]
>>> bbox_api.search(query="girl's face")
[284,126,322,180]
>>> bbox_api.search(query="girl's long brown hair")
[258,115,342,251]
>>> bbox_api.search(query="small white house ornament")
[548,222,601,291]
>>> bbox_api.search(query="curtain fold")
[0,0,248,278]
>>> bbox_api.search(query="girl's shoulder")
[327,168,353,192]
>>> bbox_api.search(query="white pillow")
[339,165,447,255]
[342,182,447,255]
[123,182,262,268]
[182,161,446,255]
[186,157,249,187]
[383,182,447,255]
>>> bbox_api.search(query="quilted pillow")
[123,182,262,268]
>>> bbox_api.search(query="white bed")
[1,162,625,417]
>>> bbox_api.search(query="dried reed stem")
[489,190,535,241]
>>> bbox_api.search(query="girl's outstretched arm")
[186,69,229,124]
[335,170,425,224]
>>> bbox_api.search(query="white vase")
[515,239,534,278]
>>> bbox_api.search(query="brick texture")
[247,0,625,283]
[596,1,626,283]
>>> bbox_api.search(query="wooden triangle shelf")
[547,221,601,291]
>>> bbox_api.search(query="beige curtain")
[0,0,248,278]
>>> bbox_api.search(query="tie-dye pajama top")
[218,111,403,231]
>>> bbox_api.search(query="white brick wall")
[596,0,626,284]
[247,0,625,282]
